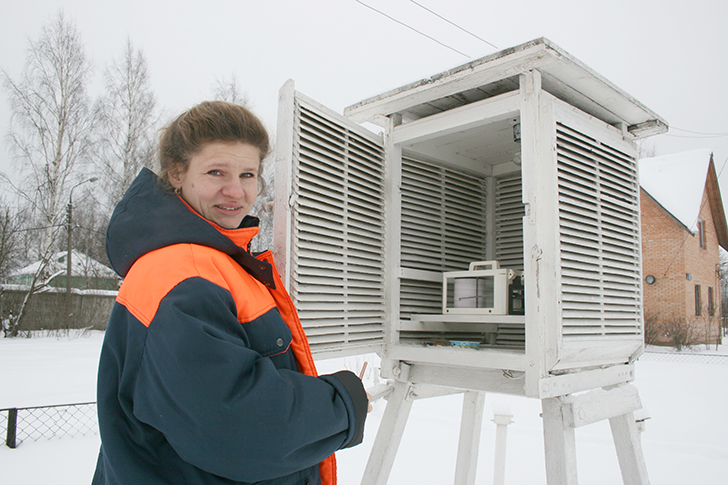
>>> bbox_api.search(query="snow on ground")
[1,332,727,484]
[0,330,102,409]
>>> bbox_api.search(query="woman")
[93,101,369,485]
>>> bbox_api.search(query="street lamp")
[66,177,98,298]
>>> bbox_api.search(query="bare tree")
[693,302,720,350]
[211,74,249,106]
[637,140,656,159]
[643,310,663,347]
[662,315,699,351]
[0,200,29,289]
[249,163,274,254]
[93,38,157,208]
[1,11,93,335]
[720,250,728,338]
[645,309,705,351]
[69,190,110,268]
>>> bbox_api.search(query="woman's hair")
[158,101,271,191]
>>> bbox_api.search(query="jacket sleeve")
[131,277,367,483]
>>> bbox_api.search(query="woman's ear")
[167,168,183,189]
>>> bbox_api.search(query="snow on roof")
[10,250,117,279]
[639,149,713,232]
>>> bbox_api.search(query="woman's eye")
[207,170,223,176]
[241,172,256,179]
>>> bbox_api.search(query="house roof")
[9,251,117,279]
[639,149,728,250]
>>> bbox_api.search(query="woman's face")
[168,141,260,229]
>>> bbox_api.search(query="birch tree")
[1,11,93,335]
[211,74,249,106]
[93,38,157,208]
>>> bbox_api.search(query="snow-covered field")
[1,331,727,484]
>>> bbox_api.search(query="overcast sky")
[1,0,727,196]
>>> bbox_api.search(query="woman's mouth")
[215,204,242,212]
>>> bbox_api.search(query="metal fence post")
[6,408,17,448]
[493,413,513,485]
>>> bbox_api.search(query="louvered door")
[546,101,644,372]
[556,122,642,339]
[275,86,386,357]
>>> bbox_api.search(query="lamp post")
[66,177,98,301]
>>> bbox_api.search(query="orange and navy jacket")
[93,168,367,485]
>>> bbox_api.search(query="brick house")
[640,149,728,346]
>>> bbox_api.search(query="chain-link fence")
[640,351,728,365]
[1,402,97,448]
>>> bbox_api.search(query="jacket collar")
[106,168,275,288]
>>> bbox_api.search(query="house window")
[698,219,706,249]
[708,286,715,316]
[695,284,702,316]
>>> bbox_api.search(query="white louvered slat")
[495,173,525,270]
[556,122,641,339]
[399,155,487,317]
[492,172,526,347]
[289,99,386,353]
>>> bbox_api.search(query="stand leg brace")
[541,384,650,485]
[360,380,415,485]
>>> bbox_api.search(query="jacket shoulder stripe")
[117,244,276,327]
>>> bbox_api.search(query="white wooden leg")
[609,412,650,485]
[454,391,486,485]
[541,396,579,485]
[360,380,415,485]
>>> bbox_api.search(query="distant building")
[5,250,120,291]
[640,149,728,346]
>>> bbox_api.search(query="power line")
[716,156,728,179]
[664,126,728,139]
[671,127,728,136]
[353,0,471,59]
[665,133,728,139]
[409,0,498,49]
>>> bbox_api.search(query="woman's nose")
[221,178,244,198]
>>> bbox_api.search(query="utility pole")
[65,177,98,326]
